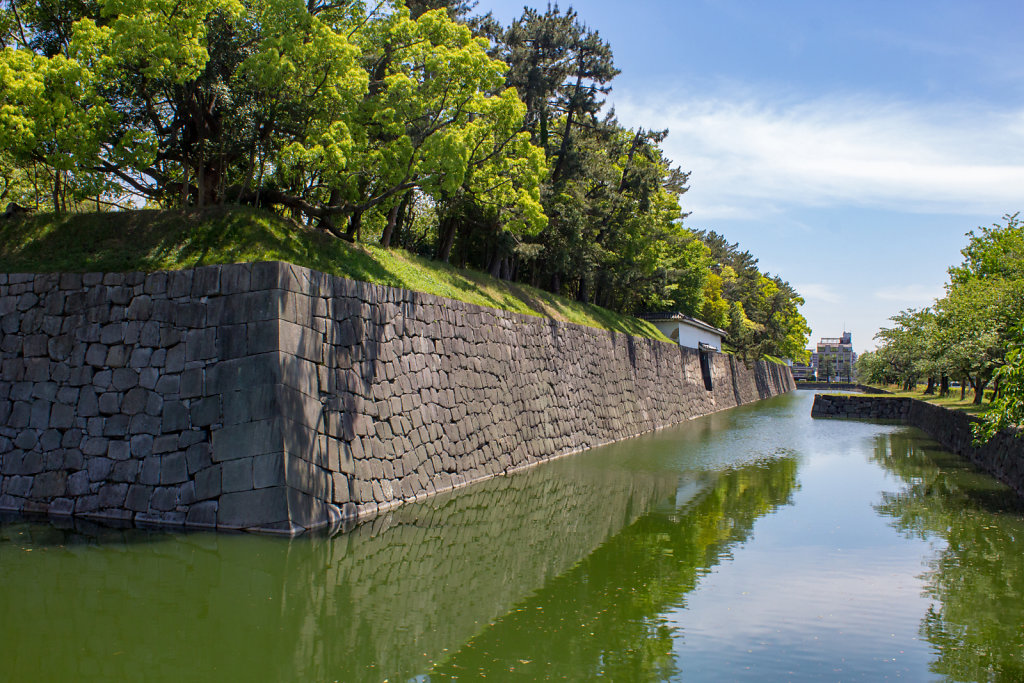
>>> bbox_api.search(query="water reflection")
[428,456,799,681]
[871,431,1024,681]
[10,392,1024,682]
[0,453,678,683]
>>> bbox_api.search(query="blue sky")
[472,0,1024,352]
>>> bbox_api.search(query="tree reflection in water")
[430,455,799,681]
[872,432,1024,682]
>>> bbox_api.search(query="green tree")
[973,339,1024,442]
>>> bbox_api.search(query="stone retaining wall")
[796,382,890,394]
[0,262,794,534]
[811,394,1024,497]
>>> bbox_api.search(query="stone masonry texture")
[811,394,1024,498]
[0,262,794,534]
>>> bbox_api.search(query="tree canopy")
[1,0,809,359]
[863,214,1024,434]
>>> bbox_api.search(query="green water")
[2,391,1023,682]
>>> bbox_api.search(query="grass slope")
[0,207,669,342]
[867,384,993,417]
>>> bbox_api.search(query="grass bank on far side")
[0,207,670,342]
[862,384,992,416]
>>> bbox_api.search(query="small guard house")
[641,312,727,351]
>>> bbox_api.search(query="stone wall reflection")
[0,452,678,682]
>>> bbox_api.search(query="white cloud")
[794,283,842,304]
[873,283,944,304]
[614,91,1024,220]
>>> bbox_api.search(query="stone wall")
[0,262,794,533]
[796,382,890,394]
[811,394,1024,497]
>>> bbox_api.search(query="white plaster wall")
[676,324,722,351]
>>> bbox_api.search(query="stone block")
[221,264,252,295]
[129,347,154,369]
[253,452,285,489]
[165,344,186,373]
[107,440,131,460]
[191,265,221,297]
[150,486,178,511]
[122,387,149,415]
[160,452,188,485]
[160,401,189,432]
[195,465,221,500]
[125,484,154,512]
[279,319,322,363]
[31,470,67,498]
[98,482,128,508]
[185,500,218,527]
[98,392,120,415]
[125,294,153,320]
[185,443,212,474]
[155,374,180,396]
[130,434,155,458]
[207,352,281,394]
[217,324,248,359]
[250,261,283,291]
[105,344,129,368]
[286,487,329,529]
[29,399,51,429]
[102,414,130,437]
[138,455,160,485]
[179,368,203,398]
[49,403,75,429]
[222,458,253,493]
[129,414,161,436]
[211,418,282,462]
[185,328,215,362]
[152,434,178,454]
[177,430,205,450]
[218,486,289,529]
[111,368,139,392]
[111,459,139,482]
[189,396,220,427]
[81,436,109,457]
[13,430,38,450]
[49,497,74,516]
[39,429,62,452]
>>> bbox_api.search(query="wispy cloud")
[873,283,944,305]
[615,91,1024,220]
[794,283,841,304]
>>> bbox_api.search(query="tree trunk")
[436,214,457,263]
[960,380,967,401]
[52,171,61,214]
[392,191,413,248]
[551,74,582,184]
[924,377,936,395]
[380,203,400,248]
[939,375,949,397]
[345,209,363,242]
[973,375,988,404]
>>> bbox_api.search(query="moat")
[2,390,1022,681]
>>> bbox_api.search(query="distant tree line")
[0,0,809,360]
[857,214,1024,438]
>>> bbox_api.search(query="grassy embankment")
[861,384,992,417]
[0,207,670,342]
